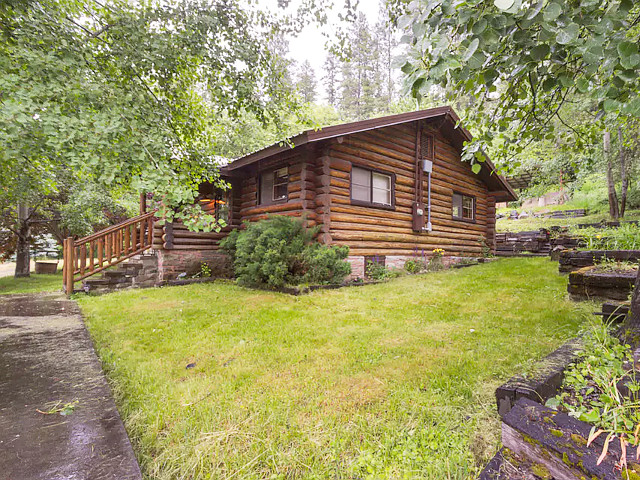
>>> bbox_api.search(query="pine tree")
[339,13,379,120]
[295,60,317,104]
[374,8,397,109]
[323,53,340,107]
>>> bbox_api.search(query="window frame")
[349,165,396,210]
[452,191,476,223]
[258,166,289,206]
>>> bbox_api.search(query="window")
[351,166,393,207]
[214,191,229,223]
[259,167,288,205]
[452,193,475,221]
[197,186,229,224]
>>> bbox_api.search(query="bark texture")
[14,204,31,278]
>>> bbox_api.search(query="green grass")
[0,271,63,295]
[78,258,593,479]
[497,209,640,233]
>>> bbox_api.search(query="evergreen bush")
[220,216,351,288]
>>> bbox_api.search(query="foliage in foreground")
[78,258,589,479]
[221,216,351,288]
[547,318,640,468]
[395,0,640,167]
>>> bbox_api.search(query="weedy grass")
[78,258,592,479]
[0,271,63,295]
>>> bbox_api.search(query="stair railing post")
[64,236,75,296]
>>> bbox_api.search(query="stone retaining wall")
[558,249,640,273]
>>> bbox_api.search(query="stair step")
[121,262,144,270]
[84,276,132,286]
[103,269,134,278]
[502,398,628,480]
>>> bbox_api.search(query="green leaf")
[580,409,600,423]
[543,2,562,21]
[472,18,488,34]
[603,99,619,113]
[401,62,414,74]
[494,0,515,10]
[542,77,556,92]
[471,163,482,174]
[617,41,638,59]
[576,77,590,93]
[462,38,480,62]
[526,0,544,20]
[620,54,640,70]
[556,23,580,45]
[530,44,550,61]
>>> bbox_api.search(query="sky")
[256,0,384,99]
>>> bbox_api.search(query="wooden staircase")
[62,211,156,295]
[81,252,158,294]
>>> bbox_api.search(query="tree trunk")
[14,203,31,278]
[618,127,628,218]
[604,131,620,220]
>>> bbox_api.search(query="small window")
[198,184,229,224]
[351,166,393,207]
[214,191,229,223]
[452,193,475,221]
[259,167,288,205]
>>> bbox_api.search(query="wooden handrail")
[63,210,157,295]
[76,211,156,244]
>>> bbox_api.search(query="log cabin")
[153,106,517,280]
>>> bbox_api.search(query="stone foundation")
[347,254,478,279]
[156,249,233,282]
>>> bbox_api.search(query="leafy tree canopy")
[394,0,640,171]
[0,0,345,230]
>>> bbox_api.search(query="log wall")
[325,121,493,258]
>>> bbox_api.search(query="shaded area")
[0,293,141,480]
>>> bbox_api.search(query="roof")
[223,106,517,202]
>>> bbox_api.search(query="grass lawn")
[78,258,593,479]
[496,209,640,233]
[0,271,63,295]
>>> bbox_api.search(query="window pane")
[273,183,288,201]
[352,185,370,202]
[260,171,274,204]
[372,187,391,205]
[274,167,288,184]
[452,193,462,218]
[462,196,474,219]
[372,172,390,189]
[352,167,371,187]
[372,172,391,205]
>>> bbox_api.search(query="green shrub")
[301,243,351,285]
[220,216,351,288]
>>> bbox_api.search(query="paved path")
[0,292,142,480]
